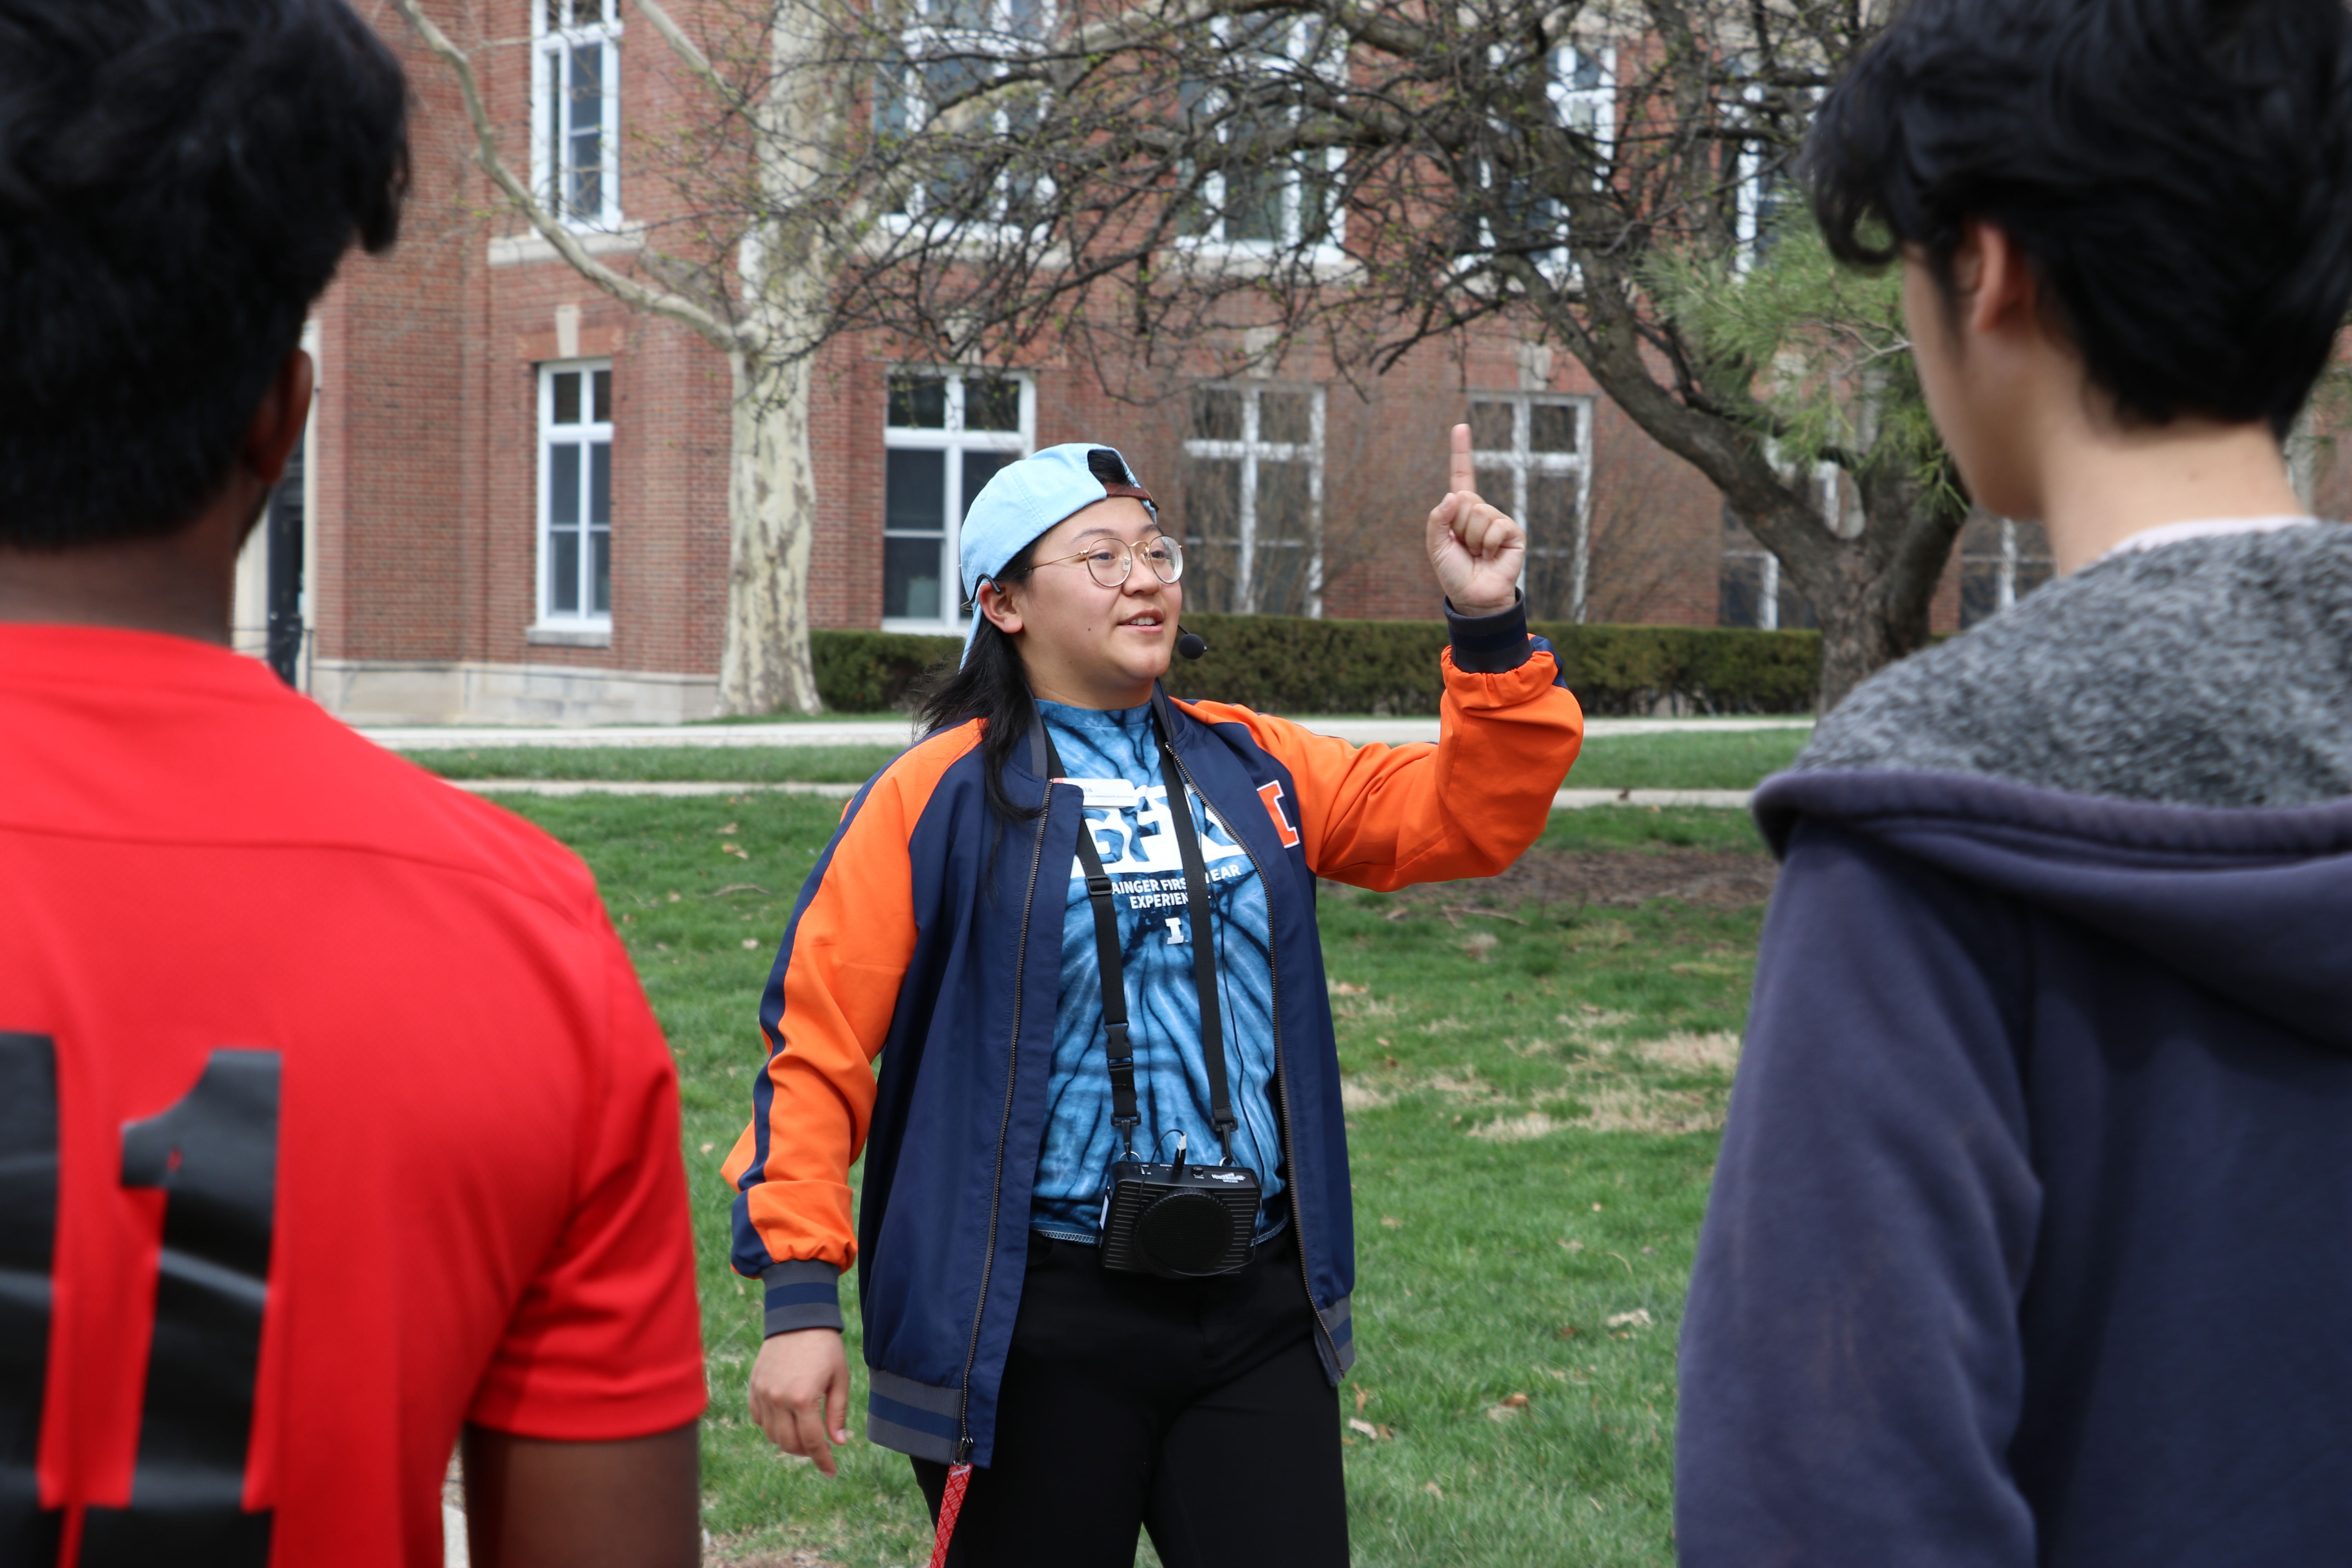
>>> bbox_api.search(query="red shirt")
[0,626,704,1566]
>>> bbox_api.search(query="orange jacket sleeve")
[1178,646,1583,891]
[720,725,982,1273]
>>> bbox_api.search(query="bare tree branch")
[386,0,752,354]
[631,0,751,114]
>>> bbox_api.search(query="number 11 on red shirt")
[0,1032,281,1567]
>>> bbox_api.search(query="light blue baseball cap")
[958,442,1158,662]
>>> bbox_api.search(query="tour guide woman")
[722,428,1583,1566]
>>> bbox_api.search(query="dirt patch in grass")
[1374,846,1779,912]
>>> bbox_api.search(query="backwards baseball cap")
[958,442,1157,662]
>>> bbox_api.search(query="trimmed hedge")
[809,617,1820,717]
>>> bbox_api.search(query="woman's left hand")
[1427,423,1527,616]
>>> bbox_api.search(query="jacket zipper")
[1164,740,1338,1372]
[953,798,1052,1461]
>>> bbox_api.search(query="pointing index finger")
[1450,423,1473,498]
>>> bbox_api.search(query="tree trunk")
[718,346,823,715]
[1808,469,1970,714]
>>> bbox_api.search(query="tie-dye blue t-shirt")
[1031,701,1285,1243]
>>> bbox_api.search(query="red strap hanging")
[927,1460,973,1568]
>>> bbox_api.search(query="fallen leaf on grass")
[1461,931,1500,963]
[1481,1392,1532,1423]
[1355,1387,1370,1413]
[1422,1482,1445,1500]
[1379,1215,1402,1229]
[742,938,760,949]
[1328,981,1368,995]
[715,823,739,835]
[1605,1309,1653,1330]
[700,1142,715,1154]
[1557,1238,1584,1253]
[1346,1418,1393,1440]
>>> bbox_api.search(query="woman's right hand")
[748,1327,852,1476]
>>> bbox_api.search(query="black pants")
[911,1223,1348,1568]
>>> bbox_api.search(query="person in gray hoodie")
[1674,1,2352,1563]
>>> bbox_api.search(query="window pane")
[1718,555,1764,628]
[962,450,1014,515]
[1530,403,1579,454]
[1224,158,1284,243]
[553,372,581,426]
[1261,392,1312,446]
[1468,400,1514,452]
[570,44,603,131]
[886,448,947,532]
[568,44,603,214]
[1960,561,2002,629]
[1181,455,1241,612]
[592,369,612,423]
[1255,460,1313,615]
[1191,387,1243,442]
[889,374,948,429]
[588,442,610,525]
[965,376,1021,433]
[590,526,611,614]
[1566,47,1604,92]
[1524,475,1578,619]
[550,444,580,524]
[550,529,581,615]
[885,536,946,620]
[1475,463,1512,503]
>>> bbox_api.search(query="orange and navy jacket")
[722,597,1583,1466]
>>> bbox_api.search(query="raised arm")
[1182,424,1583,888]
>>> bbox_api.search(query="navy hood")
[1756,768,2352,1052]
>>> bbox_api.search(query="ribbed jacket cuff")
[761,1259,844,1336]
[1445,590,1532,673]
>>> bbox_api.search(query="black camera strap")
[1046,706,1238,1160]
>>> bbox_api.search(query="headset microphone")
[1175,626,1209,661]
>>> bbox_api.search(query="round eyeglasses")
[1036,535,1185,589]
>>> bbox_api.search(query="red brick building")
[256,2,2009,723]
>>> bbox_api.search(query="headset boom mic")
[1175,626,1209,660]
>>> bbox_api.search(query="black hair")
[913,538,1045,823]
[1805,0,2352,435]
[0,0,409,549]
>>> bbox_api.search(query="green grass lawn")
[497,792,1768,1566]
[399,724,1808,792]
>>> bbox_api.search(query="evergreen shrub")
[809,617,1820,716]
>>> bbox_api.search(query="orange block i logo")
[1257,781,1302,848]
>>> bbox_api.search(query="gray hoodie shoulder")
[1797,523,2352,808]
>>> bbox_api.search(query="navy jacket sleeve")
[1675,820,2043,1567]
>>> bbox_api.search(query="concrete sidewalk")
[365,715,1808,751]
[448,778,1755,810]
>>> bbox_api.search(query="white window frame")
[531,0,624,231]
[1466,393,1595,621]
[880,0,1055,232]
[1733,82,1818,274]
[1467,45,1614,287]
[882,369,1036,633]
[1181,382,1326,616]
[535,359,615,630]
[1177,15,1346,258]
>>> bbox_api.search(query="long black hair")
[913,537,1045,822]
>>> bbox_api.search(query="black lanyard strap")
[1047,705,1238,1159]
